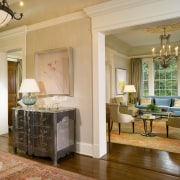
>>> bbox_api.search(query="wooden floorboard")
[0,133,179,180]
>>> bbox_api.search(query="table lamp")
[123,85,136,103]
[19,78,40,106]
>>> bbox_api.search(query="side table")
[140,114,159,137]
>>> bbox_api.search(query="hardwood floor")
[0,132,179,180]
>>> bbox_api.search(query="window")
[142,59,178,96]
[154,60,177,96]
[142,61,149,96]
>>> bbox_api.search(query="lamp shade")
[123,85,136,93]
[19,79,40,93]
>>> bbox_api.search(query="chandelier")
[152,27,179,68]
[0,0,23,27]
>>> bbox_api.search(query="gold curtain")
[130,58,142,103]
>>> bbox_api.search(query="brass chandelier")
[152,27,179,68]
[0,0,23,27]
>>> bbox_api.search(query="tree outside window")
[142,59,177,96]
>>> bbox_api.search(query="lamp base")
[22,93,37,106]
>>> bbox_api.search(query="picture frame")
[115,68,126,95]
[35,47,74,96]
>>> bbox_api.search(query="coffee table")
[140,114,160,137]
[142,110,173,117]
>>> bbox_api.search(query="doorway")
[7,50,22,129]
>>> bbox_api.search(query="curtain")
[130,58,142,103]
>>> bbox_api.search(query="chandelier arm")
[13,12,23,20]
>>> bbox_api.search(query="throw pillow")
[155,98,171,106]
[140,98,151,105]
[174,98,180,107]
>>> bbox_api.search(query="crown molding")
[84,0,160,17]
[0,26,27,39]
[0,11,87,38]
[27,11,87,32]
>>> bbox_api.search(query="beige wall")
[26,18,93,153]
[105,46,130,103]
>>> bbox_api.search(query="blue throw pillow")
[155,98,171,106]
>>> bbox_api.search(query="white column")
[92,31,107,158]
[0,52,8,135]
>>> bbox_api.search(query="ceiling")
[2,0,180,49]
[108,18,180,47]
[2,0,109,31]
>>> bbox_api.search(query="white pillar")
[0,52,8,135]
[92,31,107,158]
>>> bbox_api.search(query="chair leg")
[132,122,134,133]
[110,121,113,131]
[118,123,121,134]
[166,125,169,138]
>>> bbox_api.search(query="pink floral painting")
[35,48,73,95]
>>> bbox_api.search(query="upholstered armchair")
[111,97,139,116]
[166,116,180,137]
[107,103,134,134]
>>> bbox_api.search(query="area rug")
[0,151,94,180]
[108,118,180,153]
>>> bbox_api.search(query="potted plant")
[146,104,160,112]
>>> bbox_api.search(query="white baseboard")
[76,142,93,157]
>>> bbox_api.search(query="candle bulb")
[152,48,155,57]
[169,45,171,54]
[175,46,178,56]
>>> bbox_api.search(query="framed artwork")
[35,47,74,96]
[115,68,126,95]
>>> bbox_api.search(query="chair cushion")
[140,97,151,105]
[155,98,171,107]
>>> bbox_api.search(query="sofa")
[136,96,180,116]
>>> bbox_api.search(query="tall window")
[142,61,149,96]
[142,59,178,96]
[154,60,177,96]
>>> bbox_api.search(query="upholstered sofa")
[136,96,180,116]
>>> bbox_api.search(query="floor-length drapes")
[130,58,142,103]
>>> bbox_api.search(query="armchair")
[111,97,139,116]
[119,104,139,116]
[166,116,180,138]
[107,103,134,134]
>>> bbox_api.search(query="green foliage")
[146,104,160,112]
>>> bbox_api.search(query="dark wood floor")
[0,133,179,180]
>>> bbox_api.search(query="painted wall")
[105,46,130,103]
[0,53,8,135]
[26,17,93,155]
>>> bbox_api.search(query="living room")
[0,0,180,160]
[105,21,180,151]
[0,0,180,179]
